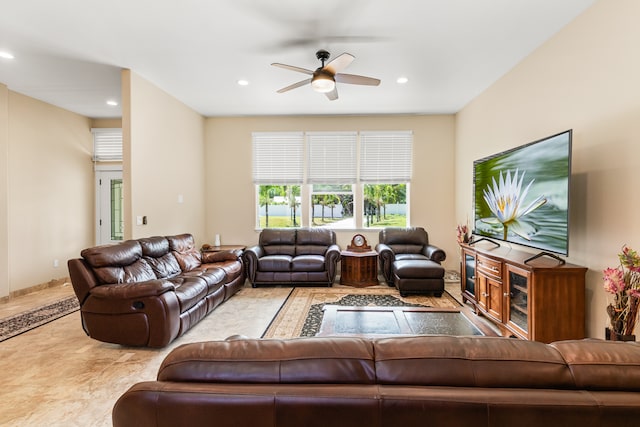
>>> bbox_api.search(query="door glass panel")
[464,253,475,295]
[110,179,124,241]
[96,169,123,245]
[509,271,528,332]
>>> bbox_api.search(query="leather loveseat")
[243,228,340,287]
[113,335,640,427]
[67,233,244,347]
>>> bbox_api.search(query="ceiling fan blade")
[325,87,339,101]
[277,78,312,93]
[335,73,381,86]
[324,53,355,75]
[271,63,314,75]
[277,36,385,50]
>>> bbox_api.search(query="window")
[92,128,123,162]
[363,183,408,227]
[257,184,301,228]
[360,131,412,228]
[311,184,354,228]
[252,131,412,229]
[307,132,356,228]
[252,132,303,228]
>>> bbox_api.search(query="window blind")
[360,131,413,183]
[252,132,304,184]
[92,128,123,162]
[307,132,357,184]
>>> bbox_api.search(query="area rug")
[0,295,79,342]
[262,287,460,339]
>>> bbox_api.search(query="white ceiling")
[0,0,596,119]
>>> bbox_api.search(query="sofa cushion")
[138,236,170,257]
[374,336,574,389]
[157,337,376,384]
[381,227,429,255]
[292,255,326,272]
[260,229,296,256]
[82,240,142,269]
[202,250,238,263]
[394,253,429,262]
[144,253,181,279]
[390,244,424,255]
[203,260,244,283]
[550,340,640,391]
[258,255,292,272]
[382,227,428,246]
[91,258,157,285]
[295,229,334,256]
[181,268,227,293]
[393,260,444,279]
[167,234,202,271]
[93,254,157,285]
[123,259,157,283]
[167,276,209,313]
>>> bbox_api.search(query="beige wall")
[455,0,640,338]
[0,84,9,297]
[2,91,93,296]
[122,70,206,242]
[91,118,122,129]
[204,115,458,270]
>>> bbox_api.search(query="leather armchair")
[376,227,446,296]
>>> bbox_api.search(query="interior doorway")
[95,167,123,245]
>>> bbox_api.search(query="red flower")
[603,267,625,294]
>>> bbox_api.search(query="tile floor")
[0,280,468,426]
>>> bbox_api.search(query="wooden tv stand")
[459,242,587,343]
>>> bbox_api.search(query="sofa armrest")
[202,249,242,264]
[424,244,446,264]
[375,243,395,284]
[325,244,341,281]
[242,246,264,283]
[89,279,175,300]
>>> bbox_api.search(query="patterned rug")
[262,287,460,338]
[0,296,79,342]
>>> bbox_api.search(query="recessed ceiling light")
[237,79,249,86]
[396,77,409,84]
[106,100,119,106]
[0,51,15,60]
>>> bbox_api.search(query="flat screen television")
[472,130,572,257]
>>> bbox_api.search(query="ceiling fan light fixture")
[311,75,335,93]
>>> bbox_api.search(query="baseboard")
[0,277,70,303]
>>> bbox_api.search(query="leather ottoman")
[392,259,445,297]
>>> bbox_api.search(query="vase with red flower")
[602,245,640,341]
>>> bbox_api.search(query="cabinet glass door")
[508,270,528,333]
[464,253,475,296]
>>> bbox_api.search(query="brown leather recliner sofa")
[67,233,245,347]
[243,228,340,287]
[113,335,640,427]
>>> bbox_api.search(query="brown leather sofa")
[113,335,640,427]
[243,228,340,287]
[67,233,244,347]
[376,227,446,296]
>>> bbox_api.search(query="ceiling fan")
[272,50,381,100]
